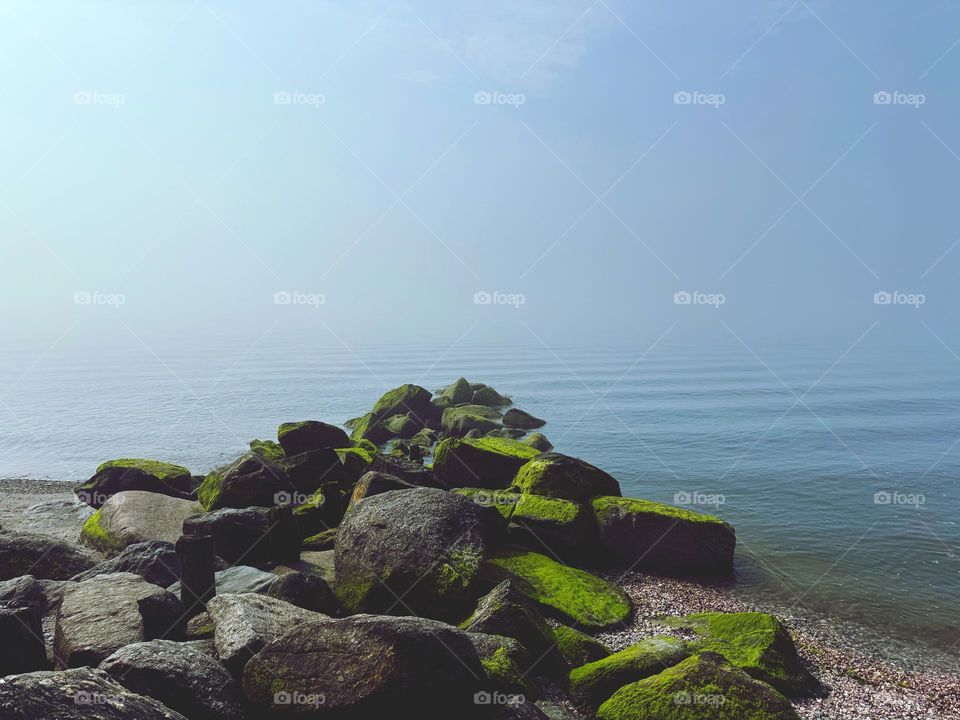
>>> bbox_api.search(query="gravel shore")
[598,572,960,720]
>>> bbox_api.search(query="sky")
[2,0,960,354]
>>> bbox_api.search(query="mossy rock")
[441,404,504,436]
[569,636,690,706]
[197,453,293,511]
[79,509,127,555]
[335,446,375,482]
[383,413,422,439]
[278,420,350,455]
[472,384,512,407]
[354,438,379,454]
[452,488,521,521]
[486,427,526,440]
[292,487,341,537]
[95,458,192,492]
[302,527,338,550]
[348,471,417,509]
[523,433,554,452]
[348,412,393,445]
[481,549,631,631]
[553,625,610,669]
[592,496,735,578]
[662,612,817,697]
[479,645,535,698]
[512,453,621,503]
[433,437,540,489]
[371,383,434,422]
[509,494,600,564]
[249,439,285,463]
[503,408,546,430]
[596,652,801,720]
[437,377,474,405]
[281,448,351,495]
[410,428,437,449]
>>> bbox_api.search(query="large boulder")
[280,448,350,495]
[76,460,192,508]
[592,496,736,577]
[663,612,818,696]
[242,614,486,720]
[347,470,417,508]
[277,421,350,456]
[552,625,610,669]
[266,571,339,615]
[54,572,182,669]
[183,507,300,565]
[437,376,474,405]
[371,383,435,422]
[79,491,202,556]
[432,437,540,489]
[71,541,180,588]
[197,453,294,512]
[468,632,534,697]
[568,636,690,706]
[481,549,631,631]
[507,494,600,565]
[0,575,48,613]
[472,384,511,407]
[0,605,48,675]
[460,580,556,668]
[0,667,189,719]
[512,453,621,503]
[596,652,801,720]
[206,593,328,676]
[0,531,97,580]
[347,412,393,444]
[249,438,285,463]
[99,639,242,720]
[168,565,277,597]
[503,408,546,429]
[441,405,504,436]
[334,488,488,617]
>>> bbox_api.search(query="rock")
[54,572,182,669]
[298,550,335,582]
[490,700,551,719]
[280,448,350,495]
[334,488,487,617]
[242,614,485,719]
[186,612,214,640]
[461,581,556,668]
[197,453,294,512]
[79,491,202,556]
[21,497,94,541]
[301,527,337,550]
[76,460,193,508]
[98,639,241,720]
[384,412,423,438]
[277,421,350,456]
[175,535,217,617]
[0,531,97,580]
[368,452,439,487]
[592,496,736,577]
[266,571,339,615]
[523,433,554,452]
[568,636,690,706]
[168,565,278,597]
[0,605,48,675]
[507,494,600,565]
[347,470,416,508]
[536,701,587,719]
[291,486,345,538]
[552,625,610,669]
[468,632,533,696]
[481,549,631,631]
[503,409,546,429]
[371,383,435,423]
[472,385,512,407]
[438,377,474,405]
[0,667,190,719]
[486,427,527,439]
[663,612,818,696]
[347,411,393,444]
[410,427,437,448]
[0,575,48,613]
[596,652,800,720]
[249,438,285,463]
[334,446,375,482]
[442,405,504,436]
[183,507,299,565]
[206,593,328,675]
[433,437,540,489]
[72,541,180,588]
[465,428,483,439]
[512,453,621,503]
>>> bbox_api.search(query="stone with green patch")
[512,453,621,503]
[433,436,540,489]
[552,625,610,669]
[249,439,285,463]
[441,404,504,436]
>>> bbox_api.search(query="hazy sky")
[2,0,959,352]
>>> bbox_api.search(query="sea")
[1,337,957,670]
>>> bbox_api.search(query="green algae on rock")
[512,453,621,503]
[371,383,434,422]
[592,496,736,577]
[95,458,192,490]
[277,420,350,456]
[509,494,600,564]
[249,439,285,463]
[437,377,474,406]
[441,404,504,436]
[433,436,540,489]
[553,625,611,669]
[197,452,293,511]
[596,652,801,720]
[523,432,554,452]
[481,548,631,631]
[569,635,691,706]
[471,384,512,407]
[79,509,127,555]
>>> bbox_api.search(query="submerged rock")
[432,436,540,489]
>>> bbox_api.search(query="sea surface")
[0,338,957,668]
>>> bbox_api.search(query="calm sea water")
[1,339,957,667]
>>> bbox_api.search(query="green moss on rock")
[197,468,225,511]
[432,437,540,489]
[249,439,285,463]
[303,527,338,550]
[481,647,530,697]
[372,383,433,420]
[452,488,521,520]
[95,458,191,484]
[79,509,127,555]
[441,405,504,436]
[481,549,631,631]
[512,453,621,503]
[553,625,611,669]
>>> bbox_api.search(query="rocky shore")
[0,379,955,719]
